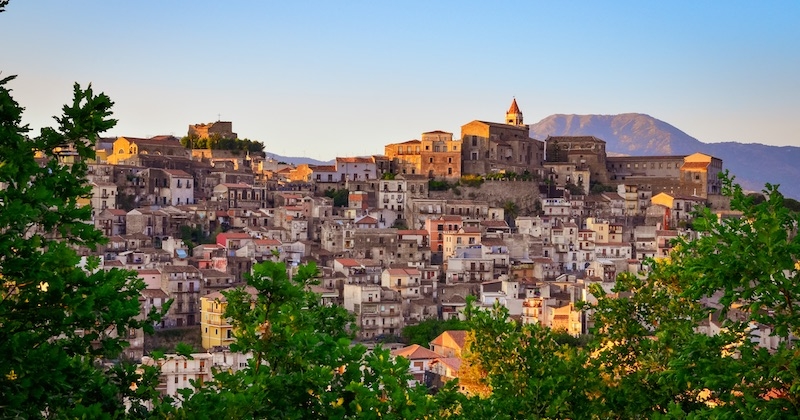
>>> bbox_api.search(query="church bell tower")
[506,98,524,126]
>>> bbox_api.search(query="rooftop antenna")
[217,113,221,122]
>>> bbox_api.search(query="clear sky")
[2,1,798,160]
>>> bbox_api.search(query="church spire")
[506,97,523,126]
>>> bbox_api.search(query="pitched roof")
[141,288,169,299]
[218,232,252,240]
[391,344,440,360]
[219,183,252,189]
[336,156,374,164]
[507,98,521,114]
[355,216,378,225]
[335,258,361,267]
[386,268,421,276]
[254,238,282,246]
[163,169,193,177]
[200,269,230,278]
[397,230,428,236]
[430,330,467,350]
[310,165,337,172]
[433,357,462,373]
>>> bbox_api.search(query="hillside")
[530,113,800,198]
[264,153,333,166]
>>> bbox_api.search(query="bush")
[460,175,484,188]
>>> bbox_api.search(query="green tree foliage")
[401,318,467,346]
[177,260,452,418]
[444,304,597,419]
[583,173,800,417]
[180,134,265,154]
[0,76,165,417]
[391,218,409,230]
[564,181,584,196]
[460,175,484,188]
[324,187,349,207]
[179,224,214,254]
[428,179,453,191]
[589,181,615,194]
[502,200,518,228]
[445,173,800,418]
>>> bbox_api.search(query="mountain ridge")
[530,113,800,199]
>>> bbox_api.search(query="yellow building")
[442,227,482,259]
[200,286,257,349]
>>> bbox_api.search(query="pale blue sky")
[2,1,798,160]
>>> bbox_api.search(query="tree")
[324,187,349,207]
[178,260,453,418]
[391,218,409,230]
[0,76,165,417]
[502,200,518,228]
[585,173,800,417]
[401,318,466,346]
[449,303,598,419]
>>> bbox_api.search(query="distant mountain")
[264,153,333,166]
[530,113,800,199]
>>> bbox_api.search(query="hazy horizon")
[2,1,798,160]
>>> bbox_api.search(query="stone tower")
[505,98,523,126]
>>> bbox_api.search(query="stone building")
[342,284,404,340]
[384,131,462,179]
[606,152,723,199]
[160,265,202,327]
[188,120,237,139]
[378,174,428,213]
[460,99,544,176]
[545,135,609,184]
[352,228,400,267]
[106,136,190,164]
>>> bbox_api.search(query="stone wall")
[430,180,541,217]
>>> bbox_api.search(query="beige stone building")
[606,152,723,199]
[384,131,462,179]
[342,284,403,340]
[545,135,609,184]
[460,99,545,176]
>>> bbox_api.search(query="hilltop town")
[68,99,744,394]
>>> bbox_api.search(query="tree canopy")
[0,76,166,417]
[180,134,265,154]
